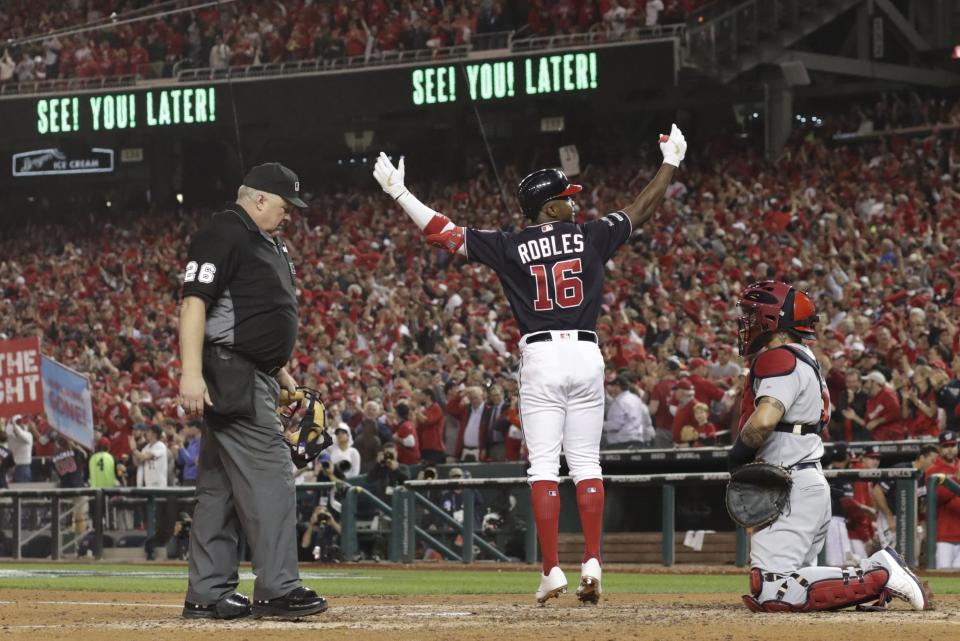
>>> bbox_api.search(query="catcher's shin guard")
[743,567,890,613]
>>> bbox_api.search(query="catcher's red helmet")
[737,281,817,356]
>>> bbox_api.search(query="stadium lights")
[793,114,823,127]
[337,156,379,166]
[176,193,184,204]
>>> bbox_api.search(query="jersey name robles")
[464,212,632,335]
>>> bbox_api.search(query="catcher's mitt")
[725,462,792,530]
[278,387,332,469]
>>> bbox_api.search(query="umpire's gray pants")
[186,371,301,604]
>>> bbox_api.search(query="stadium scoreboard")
[0,39,676,183]
[35,86,218,134]
[411,51,599,106]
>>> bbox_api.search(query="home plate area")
[0,591,955,641]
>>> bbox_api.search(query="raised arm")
[621,123,687,230]
[373,153,467,256]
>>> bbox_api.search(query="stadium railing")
[925,473,960,569]
[510,24,685,53]
[0,469,922,565]
[0,24,688,97]
[0,73,141,98]
[400,467,921,567]
[600,438,937,464]
[175,25,687,84]
[0,484,331,560]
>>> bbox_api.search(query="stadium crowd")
[0,0,707,82]
[2,93,959,483]
[2,93,960,559]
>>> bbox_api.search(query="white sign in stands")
[40,355,95,449]
[12,147,115,177]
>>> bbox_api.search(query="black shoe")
[251,586,329,619]
[182,593,252,620]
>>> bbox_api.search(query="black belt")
[774,422,821,435]
[792,461,820,471]
[525,331,598,345]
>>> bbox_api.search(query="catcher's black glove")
[278,387,332,469]
[725,462,792,530]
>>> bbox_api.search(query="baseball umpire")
[727,281,929,612]
[178,163,328,619]
[374,124,687,604]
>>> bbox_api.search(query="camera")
[176,513,192,538]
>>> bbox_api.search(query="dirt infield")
[0,589,956,641]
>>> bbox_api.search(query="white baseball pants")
[518,333,605,485]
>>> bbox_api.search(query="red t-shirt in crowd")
[650,378,677,429]
[689,374,725,404]
[926,457,960,543]
[32,421,56,457]
[393,419,420,465]
[905,389,939,438]
[866,387,904,440]
[847,461,876,542]
[416,402,445,453]
[672,402,695,444]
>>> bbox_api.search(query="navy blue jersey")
[464,212,632,335]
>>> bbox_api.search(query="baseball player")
[847,446,882,557]
[824,444,858,566]
[373,123,688,604]
[729,281,928,611]
[926,431,960,568]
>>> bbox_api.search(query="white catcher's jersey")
[753,344,828,468]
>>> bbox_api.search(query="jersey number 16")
[530,258,584,311]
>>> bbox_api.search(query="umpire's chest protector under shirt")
[183,205,299,370]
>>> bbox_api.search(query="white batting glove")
[373,152,407,200]
[659,123,687,167]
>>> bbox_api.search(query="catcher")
[726,281,929,612]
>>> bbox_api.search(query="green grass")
[1,563,958,596]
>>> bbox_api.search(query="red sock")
[576,479,604,563]
[531,481,561,575]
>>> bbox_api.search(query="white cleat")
[535,566,568,605]
[870,546,931,610]
[577,558,602,605]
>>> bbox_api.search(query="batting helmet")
[516,169,582,220]
[736,281,817,356]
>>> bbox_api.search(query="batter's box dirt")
[0,591,956,641]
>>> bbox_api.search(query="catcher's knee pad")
[749,568,763,597]
[803,567,890,611]
[743,595,798,612]
[744,568,890,613]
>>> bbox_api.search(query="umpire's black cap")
[243,162,308,209]
[516,168,581,220]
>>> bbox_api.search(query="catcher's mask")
[278,386,331,467]
[737,281,817,356]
